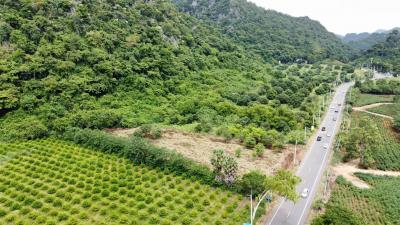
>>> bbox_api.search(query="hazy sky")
[248,0,400,35]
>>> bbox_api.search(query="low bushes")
[61,128,216,186]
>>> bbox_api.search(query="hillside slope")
[0,0,341,144]
[342,32,388,51]
[172,0,353,63]
[342,28,400,51]
[361,30,400,75]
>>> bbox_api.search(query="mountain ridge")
[172,0,353,63]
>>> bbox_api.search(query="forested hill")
[0,0,257,135]
[0,0,257,115]
[342,32,388,51]
[0,0,341,142]
[342,28,400,51]
[172,0,353,63]
[362,30,400,75]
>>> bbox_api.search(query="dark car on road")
[317,136,322,141]
[322,127,326,131]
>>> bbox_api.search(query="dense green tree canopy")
[358,30,400,75]
[172,0,353,63]
[0,0,344,143]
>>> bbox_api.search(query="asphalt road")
[267,82,353,225]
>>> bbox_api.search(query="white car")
[323,143,329,149]
[327,133,331,137]
[301,188,309,198]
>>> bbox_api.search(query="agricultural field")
[314,94,400,224]
[352,93,394,107]
[314,174,400,225]
[0,139,248,225]
[350,111,400,170]
[368,103,400,117]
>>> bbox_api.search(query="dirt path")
[353,102,394,120]
[332,162,400,189]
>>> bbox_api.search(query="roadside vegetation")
[314,82,400,224]
[342,81,400,171]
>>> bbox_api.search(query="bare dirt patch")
[354,102,394,111]
[107,128,304,175]
[105,128,138,137]
[331,160,400,189]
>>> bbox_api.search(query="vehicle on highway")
[323,143,329,149]
[333,117,337,121]
[322,127,326,131]
[317,136,322,141]
[327,133,331,137]
[338,103,342,106]
[301,188,309,198]
[334,109,339,113]
[330,106,334,109]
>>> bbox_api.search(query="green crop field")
[351,112,400,170]
[314,108,400,224]
[0,139,248,225]
[353,93,394,107]
[368,103,400,117]
[318,174,400,225]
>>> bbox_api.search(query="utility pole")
[293,140,297,165]
[248,190,270,225]
[324,171,329,197]
[250,190,253,225]
[304,126,307,143]
[312,115,315,129]
[318,106,321,122]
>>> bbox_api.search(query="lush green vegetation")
[313,174,400,225]
[341,111,400,170]
[369,103,400,117]
[173,0,353,63]
[359,30,400,75]
[356,79,400,95]
[0,139,249,225]
[349,89,394,107]
[341,31,393,51]
[60,128,218,186]
[315,86,400,225]
[0,0,346,147]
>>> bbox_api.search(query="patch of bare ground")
[105,128,138,137]
[331,160,400,189]
[107,128,304,176]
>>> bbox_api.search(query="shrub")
[394,115,400,131]
[31,201,43,209]
[0,209,6,217]
[235,148,241,158]
[61,128,215,186]
[184,200,194,209]
[133,124,163,139]
[243,136,256,148]
[254,143,265,158]
[0,116,48,141]
[57,212,69,221]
